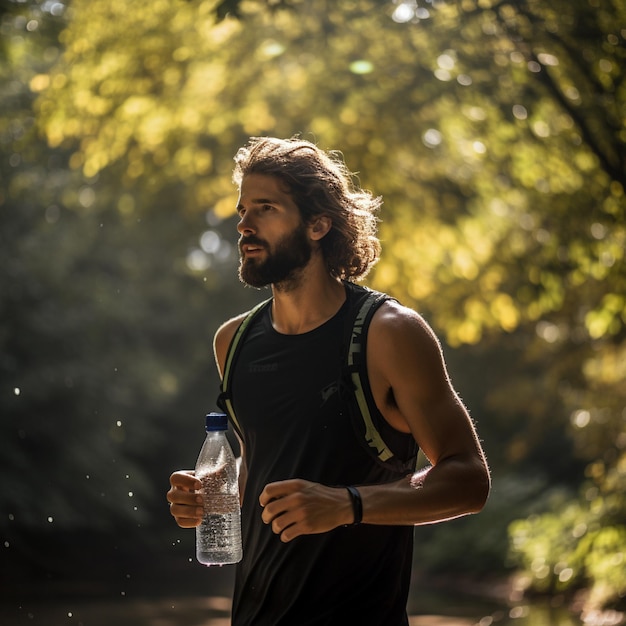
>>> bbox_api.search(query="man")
[167,136,490,625]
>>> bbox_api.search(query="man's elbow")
[467,460,491,514]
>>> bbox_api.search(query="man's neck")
[270,269,346,335]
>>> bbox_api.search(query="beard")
[238,222,313,290]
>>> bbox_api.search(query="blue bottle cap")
[205,412,228,432]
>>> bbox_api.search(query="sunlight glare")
[186,249,211,271]
[392,2,414,23]
[571,410,591,428]
[422,128,442,148]
[260,40,285,59]
[437,53,455,70]
[537,53,559,66]
[200,230,221,254]
[349,60,374,74]
[512,104,528,120]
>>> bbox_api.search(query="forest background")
[1,0,625,622]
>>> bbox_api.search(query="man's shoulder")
[213,308,262,374]
[216,298,273,338]
[369,297,441,349]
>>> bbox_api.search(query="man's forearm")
[356,455,490,526]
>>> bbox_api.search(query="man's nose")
[237,212,256,236]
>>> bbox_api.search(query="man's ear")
[308,215,332,241]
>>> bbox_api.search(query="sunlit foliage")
[2,0,625,612]
[0,0,247,538]
[35,0,626,341]
[510,485,626,611]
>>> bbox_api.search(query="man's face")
[236,174,313,289]
[238,220,312,288]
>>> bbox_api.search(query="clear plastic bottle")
[195,412,242,566]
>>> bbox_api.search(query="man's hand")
[167,470,203,528]
[259,479,354,542]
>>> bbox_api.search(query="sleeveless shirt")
[229,282,415,626]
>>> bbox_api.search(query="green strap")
[348,292,395,463]
[221,289,412,471]
[220,297,272,438]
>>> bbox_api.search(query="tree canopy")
[2,0,625,614]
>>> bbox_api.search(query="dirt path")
[2,595,478,626]
[410,618,474,626]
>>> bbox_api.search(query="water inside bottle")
[196,472,242,566]
[197,508,242,565]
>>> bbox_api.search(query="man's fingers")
[174,516,203,529]
[167,488,203,507]
[169,497,203,518]
[170,469,200,491]
[167,469,204,529]
[264,503,312,543]
[261,496,290,525]
[260,502,299,541]
[259,478,307,507]
[168,498,204,527]
[260,480,350,540]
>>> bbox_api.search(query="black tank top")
[230,283,414,626]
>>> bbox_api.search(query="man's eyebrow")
[237,197,279,209]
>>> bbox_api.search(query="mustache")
[239,235,267,250]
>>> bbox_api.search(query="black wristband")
[346,486,363,525]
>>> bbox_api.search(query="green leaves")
[3,0,625,609]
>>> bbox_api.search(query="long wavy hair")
[232,136,382,281]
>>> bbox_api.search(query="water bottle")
[195,412,243,566]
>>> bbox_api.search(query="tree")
[0,0,260,572]
[3,0,625,611]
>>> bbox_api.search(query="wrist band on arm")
[346,486,363,525]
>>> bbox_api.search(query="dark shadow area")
[1,528,235,625]
[0,528,584,626]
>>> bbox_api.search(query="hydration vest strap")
[218,297,272,440]
[217,287,415,473]
[347,291,396,463]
